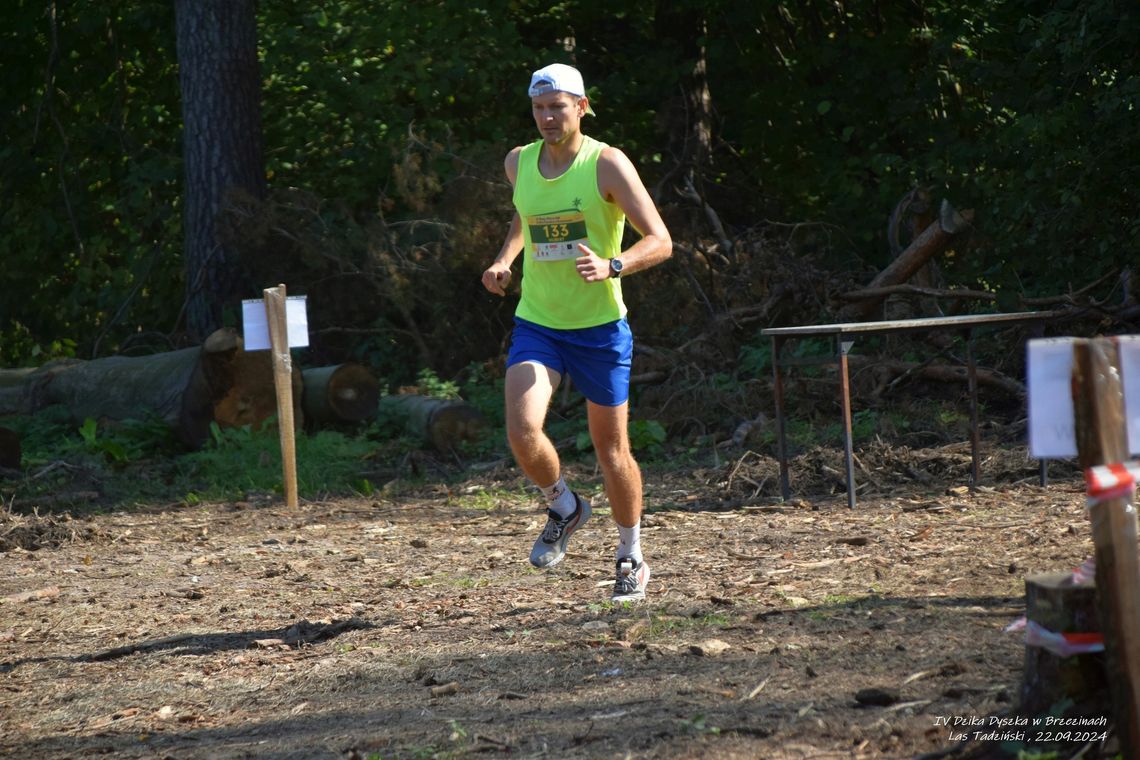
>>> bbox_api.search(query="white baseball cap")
[527,63,595,116]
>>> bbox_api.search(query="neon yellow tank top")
[513,135,627,329]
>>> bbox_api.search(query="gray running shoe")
[612,556,650,602]
[529,493,591,568]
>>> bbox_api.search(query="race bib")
[528,211,588,261]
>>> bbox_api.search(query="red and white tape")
[1004,617,1105,657]
[1084,460,1140,502]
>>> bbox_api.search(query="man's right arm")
[482,148,524,297]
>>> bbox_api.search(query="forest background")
[1,0,1138,477]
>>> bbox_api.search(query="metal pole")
[965,329,980,488]
[771,336,790,500]
[838,338,856,509]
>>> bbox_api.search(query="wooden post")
[264,284,299,508]
[1071,337,1140,755]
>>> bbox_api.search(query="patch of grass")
[176,425,376,501]
[454,485,529,511]
[442,575,488,590]
[647,611,732,637]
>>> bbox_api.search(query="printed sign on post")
[1027,336,1140,458]
[1122,338,1140,454]
[242,296,310,351]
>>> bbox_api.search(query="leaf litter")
[0,442,1115,759]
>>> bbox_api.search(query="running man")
[481,63,672,601]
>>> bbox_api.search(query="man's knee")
[593,440,635,472]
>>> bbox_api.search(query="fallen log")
[302,364,379,427]
[378,394,485,453]
[837,200,974,323]
[0,329,300,449]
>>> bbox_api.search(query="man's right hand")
[482,262,513,296]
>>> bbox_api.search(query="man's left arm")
[575,147,672,282]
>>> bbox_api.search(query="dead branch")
[680,175,733,259]
[1020,269,1119,307]
[852,356,1026,398]
[1,586,61,604]
[836,200,974,323]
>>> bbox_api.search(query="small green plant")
[677,713,720,735]
[417,368,460,400]
[447,719,468,742]
[79,417,130,464]
[851,409,878,441]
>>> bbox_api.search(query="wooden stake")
[1071,337,1140,754]
[263,284,298,508]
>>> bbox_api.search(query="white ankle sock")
[540,477,577,518]
[617,522,642,564]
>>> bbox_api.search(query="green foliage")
[1,2,183,363]
[415,368,460,400]
[629,419,667,453]
[738,340,773,377]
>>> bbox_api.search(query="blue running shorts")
[506,317,633,406]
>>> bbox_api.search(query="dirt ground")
[0,444,1124,760]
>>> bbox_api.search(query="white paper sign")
[1027,336,1140,458]
[1121,338,1140,454]
[241,295,309,351]
[1027,339,1077,458]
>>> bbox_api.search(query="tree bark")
[0,427,20,470]
[378,395,484,453]
[301,364,380,427]
[1020,572,1107,717]
[174,0,265,340]
[836,200,974,323]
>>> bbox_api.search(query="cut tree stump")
[0,329,300,449]
[378,394,485,453]
[1020,572,1107,717]
[302,364,379,427]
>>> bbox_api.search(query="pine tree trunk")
[174,0,265,340]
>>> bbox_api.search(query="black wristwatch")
[609,257,624,278]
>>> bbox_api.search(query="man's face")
[531,91,586,145]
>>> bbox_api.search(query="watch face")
[610,258,623,277]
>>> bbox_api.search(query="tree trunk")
[836,200,974,323]
[301,364,380,427]
[0,329,299,449]
[174,0,265,340]
[378,395,484,453]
